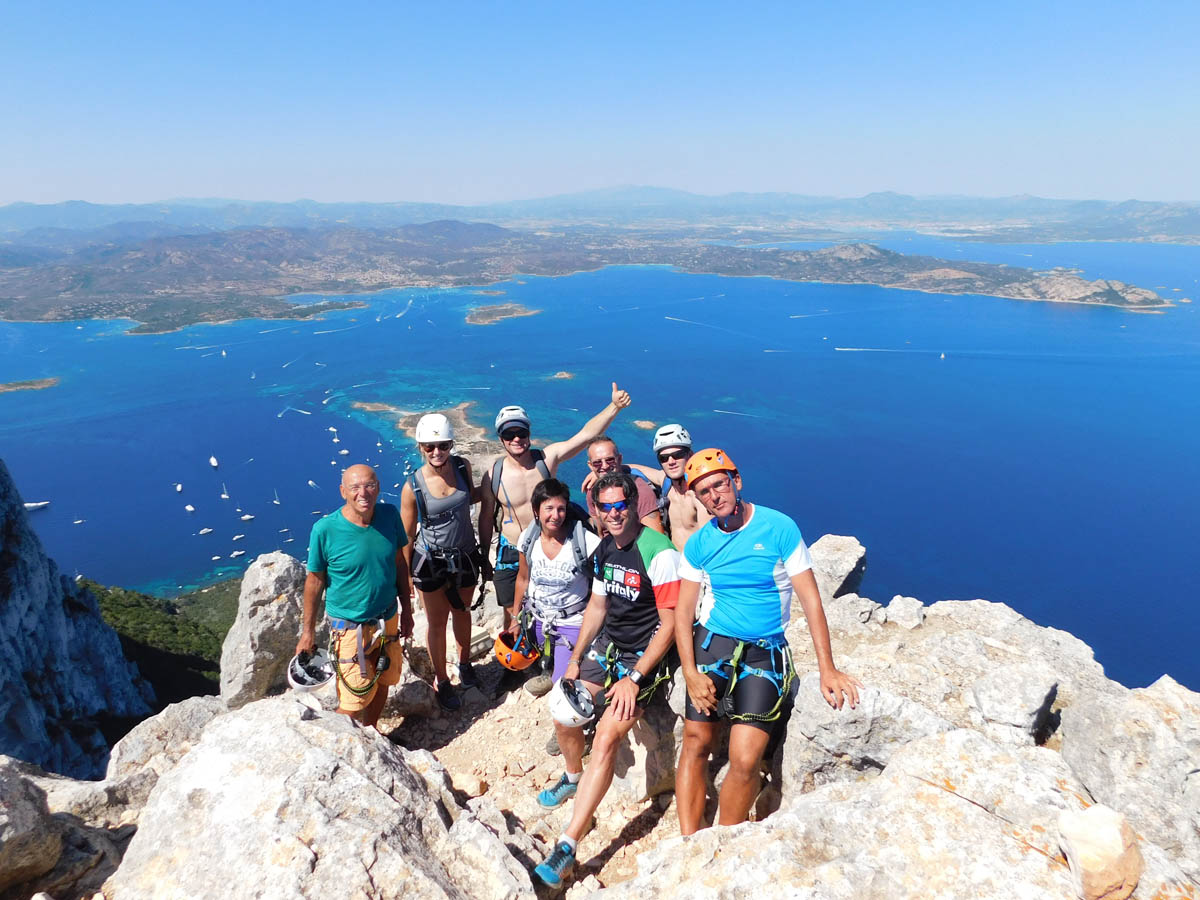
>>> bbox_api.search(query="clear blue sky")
[4,0,1198,205]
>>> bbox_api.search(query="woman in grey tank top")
[400,414,483,711]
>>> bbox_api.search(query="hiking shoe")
[545,731,561,757]
[533,841,576,889]
[495,667,526,697]
[524,672,554,697]
[458,661,480,689]
[537,773,578,809]
[436,679,461,711]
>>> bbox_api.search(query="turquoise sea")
[2,239,1198,690]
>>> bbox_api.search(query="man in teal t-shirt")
[297,464,412,726]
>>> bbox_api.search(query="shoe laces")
[546,841,574,869]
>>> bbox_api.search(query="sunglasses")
[588,456,618,470]
[657,449,689,463]
[500,427,530,441]
[421,441,452,452]
[598,499,630,513]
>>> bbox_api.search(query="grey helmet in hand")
[652,423,692,455]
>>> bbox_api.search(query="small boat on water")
[338,449,349,456]
[240,514,255,521]
[332,437,340,444]
[278,528,289,533]
[272,490,281,505]
[73,518,85,525]
[328,427,338,433]
[209,456,219,468]
[24,501,50,511]
[232,534,245,541]
[199,527,213,535]
[220,483,230,499]
[211,555,221,561]
[307,480,319,489]
[283,537,295,543]
[175,483,183,493]
[185,504,195,512]
[230,550,246,558]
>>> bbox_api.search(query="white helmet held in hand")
[652,423,692,454]
[288,649,334,693]
[548,677,596,727]
[416,413,454,443]
[495,405,531,434]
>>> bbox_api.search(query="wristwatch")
[627,669,644,686]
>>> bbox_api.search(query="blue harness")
[697,630,795,722]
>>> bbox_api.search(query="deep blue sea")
[2,239,1198,690]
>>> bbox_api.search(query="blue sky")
[4,0,1198,205]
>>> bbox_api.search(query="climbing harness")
[586,640,672,704]
[327,616,395,698]
[696,630,796,723]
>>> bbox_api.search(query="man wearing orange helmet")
[673,448,861,835]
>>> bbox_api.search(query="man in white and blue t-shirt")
[673,448,861,835]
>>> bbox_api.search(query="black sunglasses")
[658,449,689,463]
[500,427,530,441]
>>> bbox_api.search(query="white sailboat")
[220,483,230,499]
[23,501,50,511]
[175,483,183,492]
[73,518,85,525]
[209,455,219,468]
[272,490,281,506]
[232,534,245,541]
[307,480,319,489]
[199,527,213,535]
[230,550,246,558]
[185,504,195,512]
[240,514,255,521]
[338,449,349,456]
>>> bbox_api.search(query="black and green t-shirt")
[590,526,681,652]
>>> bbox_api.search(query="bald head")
[340,464,381,523]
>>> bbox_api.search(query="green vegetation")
[86,577,240,708]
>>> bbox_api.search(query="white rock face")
[0,757,62,891]
[596,729,1193,900]
[1060,675,1200,882]
[219,551,309,709]
[968,661,1060,746]
[807,534,866,605]
[0,460,153,778]
[104,696,536,900]
[886,594,926,629]
[1058,804,1143,900]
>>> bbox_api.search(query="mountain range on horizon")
[3,186,1200,243]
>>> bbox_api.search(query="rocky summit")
[0,503,1196,898]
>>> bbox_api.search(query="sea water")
[1,240,1197,689]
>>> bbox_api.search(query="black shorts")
[685,626,792,734]
[578,631,675,709]
[412,547,481,595]
[492,540,520,608]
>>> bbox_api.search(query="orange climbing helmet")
[494,629,540,671]
[684,448,738,488]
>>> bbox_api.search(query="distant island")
[0,218,1174,332]
[0,377,59,393]
[548,371,574,380]
[632,420,657,430]
[465,302,542,325]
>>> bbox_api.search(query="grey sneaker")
[545,731,561,756]
[458,660,480,688]
[525,672,554,697]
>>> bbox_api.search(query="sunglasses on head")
[598,499,630,513]
[500,427,530,441]
[421,441,452,452]
[658,449,689,463]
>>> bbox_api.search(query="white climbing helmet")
[495,405,531,434]
[548,677,596,728]
[415,413,454,444]
[287,649,334,693]
[652,423,692,455]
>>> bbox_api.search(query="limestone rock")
[382,666,440,719]
[104,696,536,899]
[778,674,954,790]
[886,594,925,629]
[218,551,309,709]
[1060,675,1200,882]
[1057,804,1142,900]
[967,662,1060,746]
[807,534,866,605]
[0,757,62,892]
[0,460,153,778]
[609,691,679,801]
[597,729,1200,900]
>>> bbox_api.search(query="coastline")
[0,377,60,394]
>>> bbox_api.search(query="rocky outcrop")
[219,551,310,709]
[104,696,538,899]
[807,534,866,605]
[1058,805,1143,900]
[1060,675,1200,883]
[0,459,153,778]
[0,757,62,891]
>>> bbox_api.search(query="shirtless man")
[479,382,632,630]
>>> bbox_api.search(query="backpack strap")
[569,516,590,574]
[409,470,429,529]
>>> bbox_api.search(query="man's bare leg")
[716,723,772,826]
[562,709,641,842]
[677,719,718,834]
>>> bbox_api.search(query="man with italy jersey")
[674,448,860,835]
[531,471,680,890]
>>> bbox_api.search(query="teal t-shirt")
[306,502,408,622]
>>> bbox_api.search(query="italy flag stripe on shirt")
[640,528,681,609]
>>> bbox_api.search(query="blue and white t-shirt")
[677,504,812,641]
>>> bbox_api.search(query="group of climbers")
[291,381,860,892]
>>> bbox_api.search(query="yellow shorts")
[331,613,403,712]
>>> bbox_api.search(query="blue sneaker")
[537,774,578,809]
[534,841,576,889]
